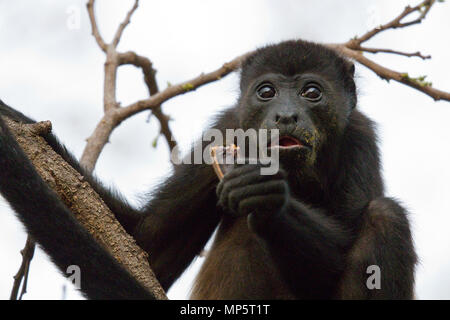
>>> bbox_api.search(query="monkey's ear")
[345,61,355,78]
[343,61,357,109]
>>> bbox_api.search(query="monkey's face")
[238,71,353,168]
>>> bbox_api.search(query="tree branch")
[119,51,177,153]
[86,0,107,52]
[151,108,176,152]
[112,0,139,48]
[357,47,431,60]
[117,52,253,120]
[80,112,118,172]
[82,1,179,170]
[349,0,436,46]
[10,236,35,300]
[331,45,450,102]
[323,0,449,102]
[4,117,167,300]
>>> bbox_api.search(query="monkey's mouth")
[270,136,307,149]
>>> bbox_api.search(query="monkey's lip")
[270,136,308,149]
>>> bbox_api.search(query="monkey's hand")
[216,164,289,229]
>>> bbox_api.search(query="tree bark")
[3,117,167,300]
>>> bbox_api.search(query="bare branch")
[348,0,436,46]
[119,51,177,153]
[332,45,450,102]
[396,0,434,27]
[119,51,157,92]
[81,51,251,171]
[324,0,449,102]
[152,108,177,152]
[112,0,139,48]
[10,236,35,300]
[103,51,119,112]
[80,112,118,171]
[118,51,253,120]
[86,0,120,114]
[18,238,34,300]
[86,0,107,52]
[358,47,431,60]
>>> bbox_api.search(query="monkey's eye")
[300,84,322,101]
[256,84,276,100]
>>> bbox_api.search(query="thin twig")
[86,0,107,52]
[358,47,431,60]
[332,45,450,102]
[18,250,33,300]
[327,0,449,102]
[10,236,35,300]
[348,0,435,46]
[112,0,139,48]
[119,51,177,152]
[152,109,176,153]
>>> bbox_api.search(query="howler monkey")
[0,40,416,299]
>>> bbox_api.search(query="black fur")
[0,39,416,299]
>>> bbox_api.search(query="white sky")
[0,0,449,300]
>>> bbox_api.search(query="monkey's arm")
[240,192,415,299]
[253,197,416,299]
[0,115,155,299]
[135,161,222,290]
[132,109,239,290]
[250,198,351,298]
[336,197,417,299]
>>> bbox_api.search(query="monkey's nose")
[275,112,298,124]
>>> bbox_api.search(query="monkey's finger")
[217,166,286,200]
[221,163,262,181]
[228,180,288,215]
[238,193,288,217]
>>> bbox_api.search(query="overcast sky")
[0,0,449,300]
